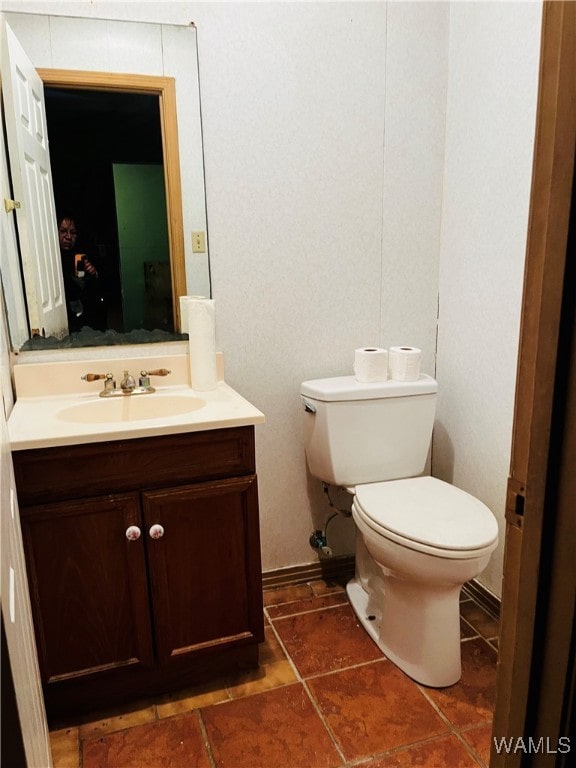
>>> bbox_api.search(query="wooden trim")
[492,2,576,763]
[37,69,172,93]
[37,69,186,331]
[157,78,186,332]
[262,556,355,591]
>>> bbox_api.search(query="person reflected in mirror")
[58,214,107,332]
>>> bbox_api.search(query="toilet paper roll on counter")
[388,346,422,382]
[180,296,218,390]
[353,347,389,383]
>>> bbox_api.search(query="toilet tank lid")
[301,374,437,401]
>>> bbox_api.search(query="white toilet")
[301,373,498,687]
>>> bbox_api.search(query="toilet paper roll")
[353,347,389,383]
[179,295,207,334]
[388,346,422,382]
[184,297,218,390]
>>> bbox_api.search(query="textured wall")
[434,2,542,596]
[194,2,446,569]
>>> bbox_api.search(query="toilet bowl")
[346,476,498,687]
[300,373,499,687]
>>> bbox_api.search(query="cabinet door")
[143,475,264,662]
[21,494,154,683]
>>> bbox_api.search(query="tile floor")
[49,580,500,768]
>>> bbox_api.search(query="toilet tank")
[301,375,438,487]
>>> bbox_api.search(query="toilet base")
[346,578,383,646]
[346,576,462,688]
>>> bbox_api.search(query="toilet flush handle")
[302,398,316,414]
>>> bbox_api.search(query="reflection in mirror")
[25,70,189,350]
[46,87,172,335]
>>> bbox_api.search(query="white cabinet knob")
[125,525,141,541]
[149,524,165,540]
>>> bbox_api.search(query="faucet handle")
[82,372,116,395]
[142,368,171,377]
[83,372,116,394]
[81,372,109,382]
[139,369,171,389]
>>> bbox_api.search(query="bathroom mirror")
[1,12,210,350]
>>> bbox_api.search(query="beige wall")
[434,2,542,596]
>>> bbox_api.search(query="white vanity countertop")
[8,352,265,450]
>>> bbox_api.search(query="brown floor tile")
[267,591,348,619]
[273,603,383,677]
[156,678,230,718]
[49,584,500,768]
[77,703,156,739]
[222,623,297,697]
[259,623,290,664]
[200,683,342,768]
[423,639,498,728]
[263,584,313,606]
[307,659,448,761]
[461,617,479,639]
[49,727,80,768]
[82,713,210,768]
[225,659,297,698]
[459,602,499,640]
[461,724,494,767]
[365,733,482,767]
[309,580,347,597]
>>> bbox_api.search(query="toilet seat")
[353,476,498,558]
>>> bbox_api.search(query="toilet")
[301,373,498,687]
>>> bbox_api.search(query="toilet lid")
[354,477,498,551]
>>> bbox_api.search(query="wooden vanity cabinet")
[12,427,264,717]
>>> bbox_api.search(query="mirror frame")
[38,68,186,332]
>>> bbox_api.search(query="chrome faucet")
[82,368,171,397]
[81,372,116,394]
[120,370,136,393]
[138,369,171,392]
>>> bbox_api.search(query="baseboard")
[263,559,501,622]
[262,555,355,591]
[462,578,501,620]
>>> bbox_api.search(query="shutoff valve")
[309,530,333,557]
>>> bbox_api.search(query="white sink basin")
[57,395,206,424]
[9,354,265,450]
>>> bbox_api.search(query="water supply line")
[322,482,352,517]
[309,483,352,557]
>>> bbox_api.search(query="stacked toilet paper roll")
[180,296,218,390]
[353,347,389,383]
[388,346,422,382]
